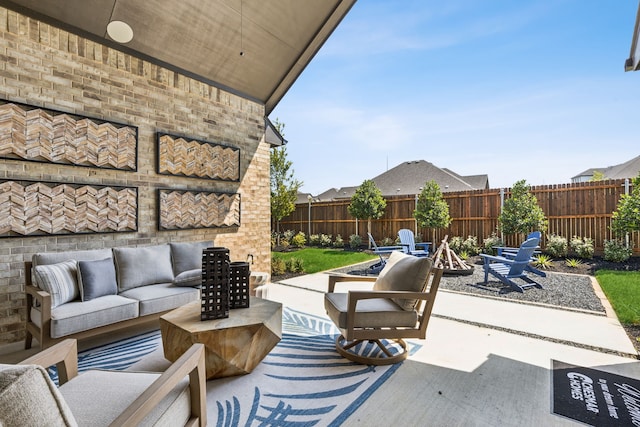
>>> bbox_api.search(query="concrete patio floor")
[269,272,640,426]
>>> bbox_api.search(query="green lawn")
[272,248,378,274]
[596,270,640,324]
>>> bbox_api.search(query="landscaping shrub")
[333,234,344,248]
[603,239,632,262]
[349,234,362,249]
[545,234,568,258]
[283,229,296,242]
[291,231,306,248]
[319,234,333,247]
[271,257,286,275]
[308,234,321,246]
[382,237,395,246]
[570,236,594,259]
[450,235,480,256]
[482,233,503,255]
[449,236,463,253]
[285,257,305,273]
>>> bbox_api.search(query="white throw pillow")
[373,251,433,311]
[33,260,79,308]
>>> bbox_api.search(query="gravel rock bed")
[335,261,605,314]
[438,266,605,314]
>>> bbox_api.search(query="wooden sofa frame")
[20,338,207,427]
[24,261,175,350]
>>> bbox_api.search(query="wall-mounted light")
[107,20,134,44]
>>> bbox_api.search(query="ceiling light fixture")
[107,20,134,44]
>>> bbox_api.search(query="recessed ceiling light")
[107,21,133,44]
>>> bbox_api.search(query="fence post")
[500,188,505,242]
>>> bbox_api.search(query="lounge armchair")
[397,228,430,256]
[0,339,206,427]
[495,231,546,277]
[325,251,443,365]
[480,237,543,293]
[367,233,404,273]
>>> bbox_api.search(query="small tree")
[414,180,451,244]
[499,179,548,237]
[270,120,302,242]
[589,170,605,182]
[611,173,640,241]
[348,180,386,248]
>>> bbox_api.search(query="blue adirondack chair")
[481,237,543,293]
[367,233,404,273]
[397,229,430,257]
[496,231,546,277]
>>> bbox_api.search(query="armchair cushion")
[0,364,77,427]
[59,369,190,427]
[373,251,433,310]
[77,258,117,301]
[33,260,79,308]
[325,293,418,329]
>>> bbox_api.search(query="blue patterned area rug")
[50,307,418,426]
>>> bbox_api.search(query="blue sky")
[271,0,640,195]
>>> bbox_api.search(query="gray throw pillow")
[77,258,117,301]
[172,269,202,287]
[169,241,212,275]
[373,251,433,311]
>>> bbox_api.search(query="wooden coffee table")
[159,297,282,379]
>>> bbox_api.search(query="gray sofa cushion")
[77,258,118,301]
[33,261,79,308]
[59,369,190,427]
[0,364,78,427]
[33,248,113,267]
[169,241,212,275]
[31,295,139,338]
[120,283,199,316]
[113,244,174,292]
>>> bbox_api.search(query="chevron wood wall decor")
[0,180,138,237]
[158,189,240,230]
[157,132,240,181]
[0,100,137,170]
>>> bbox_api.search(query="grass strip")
[272,248,378,274]
[596,270,640,324]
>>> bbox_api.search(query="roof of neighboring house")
[308,160,490,201]
[571,155,640,180]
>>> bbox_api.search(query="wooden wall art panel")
[157,132,240,181]
[0,100,137,170]
[0,180,138,237]
[158,189,241,230]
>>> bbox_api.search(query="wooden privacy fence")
[278,179,640,255]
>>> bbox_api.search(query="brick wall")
[0,8,271,347]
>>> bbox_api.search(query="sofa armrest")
[327,274,376,293]
[111,343,207,427]
[20,339,79,385]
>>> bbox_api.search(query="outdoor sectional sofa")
[24,241,212,350]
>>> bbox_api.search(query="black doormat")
[552,360,640,426]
